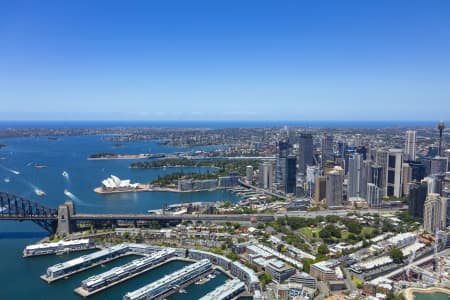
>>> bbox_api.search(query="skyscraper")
[424,193,447,234]
[430,156,448,175]
[321,134,334,171]
[402,163,412,196]
[404,130,417,161]
[408,182,427,219]
[276,140,290,192]
[286,155,297,194]
[348,153,363,198]
[387,149,403,198]
[326,167,344,207]
[306,166,321,198]
[360,160,373,199]
[370,165,384,188]
[367,183,382,208]
[298,133,314,176]
[376,150,389,196]
[246,165,253,182]
[258,161,273,189]
[438,121,445,157]
[314,175,327,203]
[406,160,426,182]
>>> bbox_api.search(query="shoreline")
[404,287,450,300]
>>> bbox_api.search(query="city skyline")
[1,1,450,121]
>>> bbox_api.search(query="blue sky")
[1,0,449,121]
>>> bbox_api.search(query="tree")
[344,219,362,234]
[302,258,314,273]
[326,215,340,223]
[226,252,238,261]
[389,247,404,264]
[318,244,329,255]
[259,273,272,287]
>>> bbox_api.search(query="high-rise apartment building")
[326,167,344,207]
[348,154,363,198]
[424,193,447,234]
[404,130,417,161]
[246,165,253,182]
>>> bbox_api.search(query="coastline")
[404,287,450,300]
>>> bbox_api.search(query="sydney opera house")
[101,175,139,190]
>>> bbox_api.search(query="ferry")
[62,171,69,178]
[35,189,46,196]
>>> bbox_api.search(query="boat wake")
[63,189,90,206]
[0,164,21,175]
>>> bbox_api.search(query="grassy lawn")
[299,227,321,239]
[362,226,375,236]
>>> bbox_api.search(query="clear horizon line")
[0,119,446,123]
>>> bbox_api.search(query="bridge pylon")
[56,201,75,236]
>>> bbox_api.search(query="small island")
[88,153,162,160]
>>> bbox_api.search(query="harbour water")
[0,135,239,299]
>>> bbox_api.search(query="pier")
[23,239,95,257]
[74,249,177,297]
[123,259,213,300]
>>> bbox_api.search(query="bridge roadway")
[71,213,274,223]
[0,208,405,222]
[70,207,405,222]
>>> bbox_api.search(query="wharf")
[24,245,97,258]
[74,256,191,298]
[40,252,137,284]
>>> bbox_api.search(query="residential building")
[326,167,344,207]
[424,193,448,234]
[404,130,416,161]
